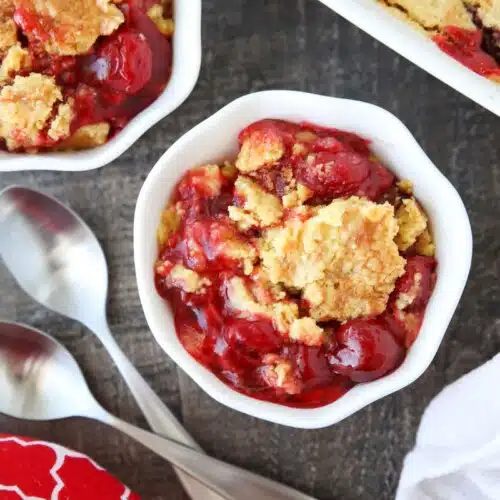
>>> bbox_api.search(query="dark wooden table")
[1,1,499,499]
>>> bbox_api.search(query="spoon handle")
[98,410,316,500]
[87,318,221,499]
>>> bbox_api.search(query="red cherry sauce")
[433,27,500,78]
[155,120,437,408]
[8,0,172,149]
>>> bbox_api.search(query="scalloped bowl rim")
[0,0,202,172]
[134,90,472,429]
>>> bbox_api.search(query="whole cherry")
[328,319,405,383]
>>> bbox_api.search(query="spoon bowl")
[0,321,97,421]
[0,186,108,324]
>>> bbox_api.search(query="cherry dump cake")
[380,1,500,79]
[154,119,437,408]
[0,0,173,152]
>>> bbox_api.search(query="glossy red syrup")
[433,27,500,77]
[9,0,172,149]
[155,120,437,408]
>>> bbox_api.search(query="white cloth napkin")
[396,354,500,500]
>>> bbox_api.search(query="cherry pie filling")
[0,0,173,152]
[155,119,437,408]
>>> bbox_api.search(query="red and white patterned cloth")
[0,433,140,499]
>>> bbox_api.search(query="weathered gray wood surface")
[1,1,499,498]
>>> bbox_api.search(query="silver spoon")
[0,320,315,500]
[0,185,220,499]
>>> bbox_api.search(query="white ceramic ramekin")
[0,0,201,172]
[134,90,472,429]
[319,0,500,117]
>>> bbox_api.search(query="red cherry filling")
[328,319,405,383]
[92,31,152,94]
[434,27,500,77]
[392,256,437,311]
[295,151,371,197]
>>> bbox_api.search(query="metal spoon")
[0,185,221,499]
[0,321,315,500]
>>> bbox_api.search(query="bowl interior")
[134,90,472,428]
[0,0,201,172]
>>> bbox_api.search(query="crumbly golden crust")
[382,0,475,29]
[147,3,174,37]
[56,122,110,150]
[395,197,428,251]
[282,183,313,208]
[0,43,31,81]
[235,129,285,173]
[467,0,500,29]
[225,276,299,333]
[189,164,223,197]
[289,317,325,346]
[17,0,124,55]
[228,175,283,230]
[157,205,180,245]
[0,73,63,150]
[261,354,302,394]
[48,99,74,141]
[0,19,17,56]
[260,197,406,322]
[158,262,211,294]
[415,228,436,256]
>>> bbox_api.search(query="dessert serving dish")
[134,90,473,429]
[319,0,500,117]
[0,0,201,171]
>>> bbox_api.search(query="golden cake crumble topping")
[159,263,212,294]
[229,175,284,230]
[235,127,285,173]
[0,43,30,81]
[225,276,299,333]
[383,0,474,30]
[0,73,69,149]
[261,197,406,322]
[395,198,429,251]
[56,122,111,151]
[17,0,124,55]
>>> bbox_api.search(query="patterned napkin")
[0,433,140,499]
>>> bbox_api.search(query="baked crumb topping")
[0,73,63,149]
[56,122,110,150]
[261,354,302,395]
[0,19,17,56]
[48,98,74,141]
[236,128,285,173]
[158,262,211,294]
[289,317,325,346]
[395,197,428,251]
[147,3,174,37]
[382,0,475,30]
[17,0,125,55]
[415,228,436,256]
[225,276,299,333]
[228,175,283,230]
[0,43,30,81]
[261,197,406,322]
